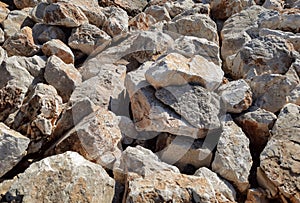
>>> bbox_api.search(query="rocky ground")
[0,0,299,202]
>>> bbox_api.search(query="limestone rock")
[245,188,269,203]
[145,5,171,22]
[129,12,157,31]
[117,116,138,144]
[212,114,252,192]
[43,2,88,27]
[68,24,111,55]
[0,46,7,65]
[44,55,82,102]
[99,0,148,15]
[171,4,210,20]
[13,0,46,9]
[145,53,224,91]
[30,2,48,23]
[0,123,30,178]
[32,23,66,44]
[164,0,195,18]
[42,39,74,64]
[11,83,63,153]
[0,27,4,43]
[113,145,179,183]
[3,26,40,57]
[217,79,252,113]
[163,14,219,44]
[0,4,9,24]
[262,0,284,9]
[54,108,122,169]
[3,151,115,203]
[280,10,300,33]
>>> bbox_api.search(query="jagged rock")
[99,0,148,15]
[163,14,219,44]
[280,10,300,33]
[11,83,63,153]
[0,4,9,24]
[113,146,179,183]
[245,188,269,203]
[234,106,276,150]
[0,27,4,43]
[155,84,221,129]
[210,0,255,20]
[3,26,40,57]
[44,55,82,102]
[42,39,74,64]
[164,0,195,18]
[68,24,111,55]
[171,4,210,20]
[145,5,171,22]
[174,36,221,66]
[13,0,46,9]
[0,46,7,65]
[30,2,48,23]
[288,84,300,105]
[194,167,237,203]
[32,23,66,44]
[262,0,284,9]
[145,53,224,91]
[0,123,30,178]
[129,12,157,31]
[42,2,88,27]
[54,108,122,169]
[212,114,252,192]
[217,79,252,113]
[102,6,129,37]
[3,151,115,203]
[117,116,138,144]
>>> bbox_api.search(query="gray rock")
[145,5,171,22]
[42,39,74,64]
[0,4,9,24]
[0,27,4,43]
[29,2,48,23]
[280,10,300,33]
[245,188,269,203]
[32,23,66,44]
[13,0,46,9]
[99,0,148,15]
[44,55,82,102]
[0,123,30,178]
[117,116,138,144]
[164,0,195,18]
[262,0,284,9]
[3,151,115,203]
[129,12,157,31]
[212,115,252,192]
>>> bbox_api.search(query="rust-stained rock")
[129,12,157,31]
[42,39,74,64]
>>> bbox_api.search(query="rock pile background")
[0,0,299,202]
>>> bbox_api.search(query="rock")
[288,84,300,105]
[212,114,252,192]
[171,4,210,20]
[155,84,221,130]
[99,0,148,15]
[117,116,138,144]
[0,46,7,65]
[0,27,4,43]
[44,55,82,102]
[102,6,129,37]
[68,24,111,55]
[42,39,74,64]
[217,79,252,113]
[0,4,9,24]
[3,151,115,203]
[13,0,46,9]
[145,53,224,91]
[3,26,40,57]
[0,178,16,197]
[280,10,300,33]
[0,123,30,178]
[145,5,171,22]
[194,167,237,203]
[163,14,219,44]
[43,2,88,27]
[11,83,63,153]
[54,108,122,169]
[174,36,222,66]
[210,0,255,20]
[262,0,284,9]
[164,0,195,18]
[113,145,179,183]
[234,106,277,150]
[129,12,157,31]
[245,188,269,203]
[30,2,48,23]
[32,23,66,44]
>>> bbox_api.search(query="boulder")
[13,0,46,9]
[164,0,195,18]
[129,12,157,31]
[99,0,148,15]
[32,23,66,44]
[145,5,171,22]
[42,39,74,64]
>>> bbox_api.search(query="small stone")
[145,5,171,22]
[129,12,157,31]
[0,123,30,178]
[32,23,66,44]
[42,39,74,64]
[164,0,195,18]
[44,55,82,102]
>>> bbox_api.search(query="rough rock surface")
[42,39,74,64]
[99,0,148,15]
[145,5,171,22]
[129,12,157,31]
[2,151,115,203]
[32,23,66,44]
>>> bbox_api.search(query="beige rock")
[32,23,66,44]
[280,10,300,33]
[3,26,39,57]
[145,53,224,91]
[0,123,30,178]
[13,0,46,9]
[262,0,284,9]
[42,39,74,64]
[245,188,269,203]
[44,55,82,102]
[145,5,171,22]
[99,0,148,15]
[3,151,115,203]
[171,3,210,20]
[129,12,157,31]
[54,108,122,169]
[0,4,9,24]
[164,0,195,18]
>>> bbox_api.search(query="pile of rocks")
[0,0,299,202]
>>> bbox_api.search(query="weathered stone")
[171,4,210,20]
[30,2,48,23]
[13,0,46,9]
[44,55,82,102]
[288,84,300,105]
[99,0,148,15]
[3,26,40,57]
[280,10,300,33]
[113,146,179,183]
[164,0,195,18]
[210,0,255,20]
[117,116,138,144]
[262,0,284,9]
[174,36,221,66]
[129,12,157,31]
[0,27,4,43]
[32,23,66,44]
[11,83,63,153]
[212,114,252,192]
[0,4,9,24]
[42,39,74,64]
[194,167,237,203]
[245,188,269,203]
[68,24,111,55]
[163,14,218,44]
[3,151,115,203]
[43,2,88,27]
[234,106,277,150]
[54,108,122,169]
[145,53,224,91]
[145,5,171,22]
[217,79,252,113]
[102,6,129,37]
[0,123,30,178]
[0,46,7,65]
